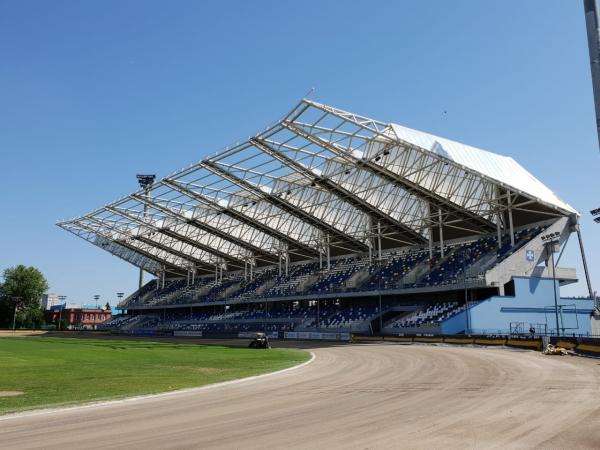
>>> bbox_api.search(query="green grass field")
[0,336,309,415]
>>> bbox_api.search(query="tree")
[104,302,111,311]
[0,265,49,328]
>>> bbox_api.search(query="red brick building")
[46,307,112,330]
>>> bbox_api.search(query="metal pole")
[377,221,382,261]
[12,304,17,333]
[550,244,561,336]
[576,227,595,300]
[378,259,383,333]
[584,0,600,149]
[496,212,502,249]
[326,234,330,271]
[438,209,444,258]
[507,192,515,247]
[464,251,469,334]
[138,203,146,289]
[138,187,149,289]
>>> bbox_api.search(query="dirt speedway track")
[2,343,600,450]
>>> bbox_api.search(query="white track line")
[0,351,316,421]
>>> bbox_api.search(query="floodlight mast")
[541,232,562,336]
[584,0,600,150]
[136,174,156,288]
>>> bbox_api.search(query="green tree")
[0,265,49,328]
[104,302,111,311]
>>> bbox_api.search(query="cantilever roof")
[58,99,576,276]
[390,123,577,215]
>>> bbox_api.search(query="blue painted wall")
[444,277,594,335]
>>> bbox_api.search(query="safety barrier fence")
[352,333,600,357]
[110,329,351,341]
[353,334,544,350]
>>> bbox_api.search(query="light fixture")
[136,174,156,190]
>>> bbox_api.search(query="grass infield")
[0,336,309,415]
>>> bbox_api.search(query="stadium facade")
[58,99,596,338]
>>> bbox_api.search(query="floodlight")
[136,174,156,190]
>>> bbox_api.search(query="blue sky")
[0,0,598,307]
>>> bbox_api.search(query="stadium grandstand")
[58,99,597,339]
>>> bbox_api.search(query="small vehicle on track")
[248,332,271,349]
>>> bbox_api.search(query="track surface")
[2,343,600,449]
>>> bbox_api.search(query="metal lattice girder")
[89,207,245,269]
[71,219,190,274]
[59,222,163,275]
[201,159,369,251]
[81,216,210,270]
[281,118,496,235]
[250,137,428,245]
[161,179,319,259]
[60,98,575,275]
[130,192,279,264]
[290,100,567,231]
[103,204,252,264]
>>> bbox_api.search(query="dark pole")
[584,0,600,149]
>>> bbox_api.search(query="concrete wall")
[440,310,468,334]
[462,277,594,335]
[485,217,575,292]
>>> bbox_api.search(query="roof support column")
[326,234,331,271]
[377,221,382,262]
[495,186,503,249]
[285,248,289,277]
[497,214,502,250]
[278,251,282,276]
[507,191,515,247]
[318,232,323,270]
[438,209,444,258]
[427,203,433,260]
[366,217,373,263]
[576,225,595,301]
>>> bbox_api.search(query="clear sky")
[1,0,599,307]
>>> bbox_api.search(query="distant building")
[41,293,61,310]
[45,307,112,330]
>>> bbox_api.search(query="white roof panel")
[390,123,577,215]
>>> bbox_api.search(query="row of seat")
[119,226,544,309]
